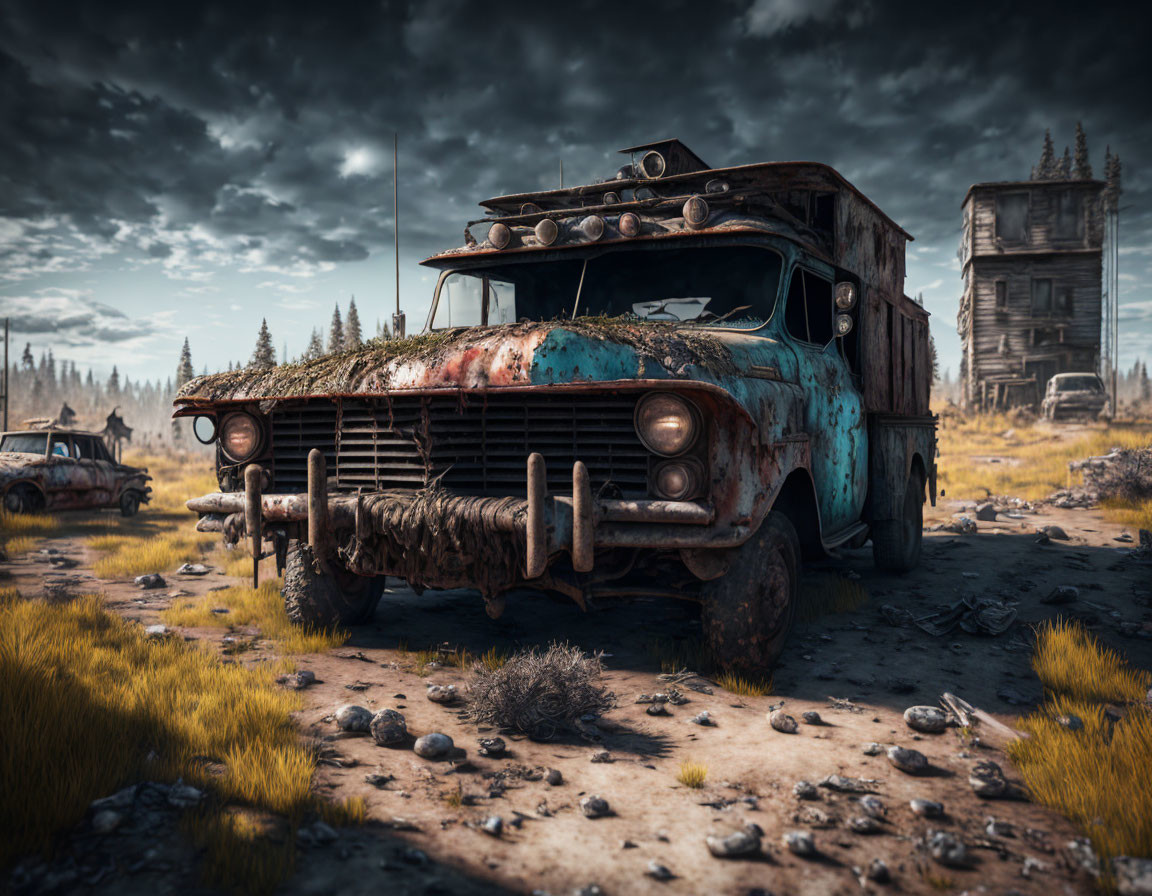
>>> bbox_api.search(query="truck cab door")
[45,434,83,510]
[782,267,867,534]
[74,436,116,506]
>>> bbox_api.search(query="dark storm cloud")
[0,290,153,342]
[0,0,1148,285]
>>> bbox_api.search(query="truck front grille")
[269,394,650,497]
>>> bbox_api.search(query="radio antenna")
[392,132,405,338]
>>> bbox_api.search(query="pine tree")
[1035,129,1057,180]
[1073,122,1092,179]
[304,328,324,360]
[1141,362,1151,402]
[176,338,195,388]
[1056,146,1071,179]
[85,369,94,388]
[328,304,344,353]
[345,298,363,350]
[251,319,276,369]
[108,366,120,395]
[20,343,33,372]
[45,350,56,389]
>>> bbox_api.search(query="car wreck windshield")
[1,433,48,454]
[431,245,783,331]
[1055,376,1104,392]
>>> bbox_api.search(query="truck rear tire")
[702,511,800,673]
[872,468,924,572]
[119,490,142,517]
[282,542,384,627]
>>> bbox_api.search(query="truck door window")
[74,437,95,460]
[784,269,834,346]
[49,436,72,458]
[432,273,517,328]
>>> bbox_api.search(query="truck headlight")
[220,413,261,462]
[653,458,703,500]
[635,393,699,456]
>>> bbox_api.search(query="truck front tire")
[702,511,800,673]
[872,468,924,572]
[282,542,384,627]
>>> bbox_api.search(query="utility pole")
[2,318,7,432]
[391,133,405,339]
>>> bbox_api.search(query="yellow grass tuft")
[90,530,216,578]
[715,672,773,698]
[1008,620,1152,872]
[478,646,509,671]
[676,759,708,789]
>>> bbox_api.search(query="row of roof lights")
[487,196,711,250]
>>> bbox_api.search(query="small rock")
[1022,856,1048,879]
[480,816,503,837]
[859,795,886,819]
[167,781,203,808]
[985,817,1015,838]
[1056,714,1084,731]
[364,773,392,788]
[848,816,881,834]
[91,785,137,812]
[782,829,816,857]
[400,847,428,866]
[635,694,653,704]
[621,839,638,849]
[309,821,338,844]
[91,809,123,834]
[793,780,819,800]
[801,711,822,725]
[645,860,674,881]
[1112,856,1152,896]
[581,795,611,819]
[667,690,689,705]
[862,742,884,755]
[574,886,605,896]
[426,684,458,704]
[144,624,168,638]
[335,704,373,732]
[546,768,563,786]
[769,710,798,734]
[413,732,454,759]
[903,705,948,734]
[927,830,968,867]
[175,563,211,576]
[1042,585,1079,605]
[910,798,944,818]
[646,702,670,716]
[975,503,998,521]
[969,760,1007,798]
[369,709,407,746]
[135,573,166,589]
[590,749,612,763]
[866,858,891,883]
[706,825,762,858]
[886,745,928,774]
[1040,525,1069,540]
[691,711,715,726]
[478,737,506,757]
[819,774,876,793]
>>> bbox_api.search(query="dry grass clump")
[464,643,616,739]
[1008,620,1152,871]
[676,759,708,789]
[478,646,509,671]
[715,672,774,698]
[90,530,216,578]
[0,589,354,892]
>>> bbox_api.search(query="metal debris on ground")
[910,595,1017,637]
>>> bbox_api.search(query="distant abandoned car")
[176,139,935,671]
[0,428,152,515]
[1041,372,1111,422]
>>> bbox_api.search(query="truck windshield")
[1,433,48,454]
[431,245,783,331]
[1057,376,1103,392]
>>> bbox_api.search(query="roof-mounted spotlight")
[634,186,657,201]
[618,212,641,238]
[638,150,666,179]
[534,218,559,246]
[488,222,512,249]
[615,164,635,180]
[580,215,606,241]
[705,179,730,194]
[682,195,710,229]
[603,191,621,205]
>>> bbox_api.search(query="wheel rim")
[760,546,793,638]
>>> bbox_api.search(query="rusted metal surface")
[0,428,151,513]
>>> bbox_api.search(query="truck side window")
[784,269,834,346]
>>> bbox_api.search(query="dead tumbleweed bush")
[464,643,615,740]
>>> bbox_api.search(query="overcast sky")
[0,0,1148,384]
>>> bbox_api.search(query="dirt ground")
[5,495,1151,896]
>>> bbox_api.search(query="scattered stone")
[859,795,886,819]
[144,624,168,638]
[904,705,948,734]
[545,768,563,786]
[1112,856,1152,896]
[969,760,1008,798]
[645,860,675,881]
[478,737,506,757]
[769,710,798,734]
[1040,525,1070,540]
[1056,714,1085,731]
[1022,856,1048,879]
[706,824,762,858]
[975,503,998,522]
[91,809,123,834]
[426,684,458,704]
[364,773,392,788]
[304,821,338,845]
[782,829,816,857]
[985,818,1015,838]
[135,573,166,589]
[580,795,611,819]
[946,516,978,535]
[413,733,454,759]
[400,848,428,866]
[862,742,884,756]
[926,830,968,868]
[281,670,317,689]
[621,839,638,849]
[886,746,928,774]
[691,711,715,726]
[480,816,503,837]
[801,711,822,725]
[1042,585,1079,605]
[369,709,407,746]
[866,858,891,883]
[646,702,670,716]
[848,816,881,834]
[910,798,944,818]
[175,563,211,576]
[793,780,819,800]
[167,781,204,808]
[819,774,877,794]
[667,689,689,706]
[335,704,373,732]
[635,694,653,704]
[590,749,612,763]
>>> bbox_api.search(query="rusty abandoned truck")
[176,139,935,671]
